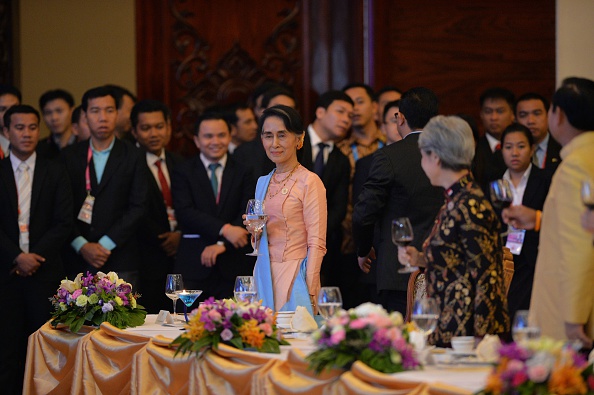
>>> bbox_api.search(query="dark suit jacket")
[473,135,506,194]
[501,166,552,318]
[352,133,443,292]
[232,138,275,178]
[543,134,562,173]
[137,150,183,311]
[61,139,148,275]
[0,155,73,282]
[172,154,256,281]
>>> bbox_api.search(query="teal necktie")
[208,163,221,200]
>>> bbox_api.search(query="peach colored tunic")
[263,165,327,311]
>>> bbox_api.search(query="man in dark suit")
[515,92,562,174]
[353,87,444,315]
[0,105,73,394]
[130,100,183,313]
[298,90,352,299]
[36,89,76,159]
[473,87,516,193]
[172,112,255,300]
[62,86,147,289]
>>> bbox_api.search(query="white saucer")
[446,349,477,357]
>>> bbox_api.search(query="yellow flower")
[182,312,205,342]
[238,319,265,348]
[75,295,88,307]
[548,363,587,395]
[484,374,503,395]
[130,296,137,308]
[114,296,123,306]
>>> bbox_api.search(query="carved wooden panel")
[0,0,16,84]
[372,0,555,130]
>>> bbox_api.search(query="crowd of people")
[1,77,593,392]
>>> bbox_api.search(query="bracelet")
[534,210,542,232]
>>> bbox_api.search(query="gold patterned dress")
[423,174,509,347]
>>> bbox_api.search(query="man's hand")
[80,242,111,268]
[502,205,537,230]
[13,252,45,276]
[158,231,181,256]
[398,246,425,268]
[201,244,226,267]
[222,225,249,248]
[358,248,376,273]
[565,322,593,350]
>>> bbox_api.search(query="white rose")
[75,295,88,307]
[96,271,106,279]
[352,303,387,317]
[389,311,404,326]
[107,272,119,284]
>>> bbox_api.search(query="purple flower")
[101,302,114,313]
[499,342,531,361]
[221,328,233,341]
[117,283,132,295]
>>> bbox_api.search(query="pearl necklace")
[268,164,299,199]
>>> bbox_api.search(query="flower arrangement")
[480,337,594,395]
[171,297,289,357]
[50,271,147,333]
[306,303,419,374]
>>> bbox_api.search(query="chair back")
[502,246,514,296]
[405,270,426,322]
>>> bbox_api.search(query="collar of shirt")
[146,150,169,187]
[560,130,594,160]
[503,163,532,205]
[403,130,423,139]
[485,133,500,152]
[308,125,334,158]
[51,133,76,148]
[90,137,116,155]
[0,134,10,154]
[200,152,227,173]
[10,151,36,174]
[536,133,550,153]
[444,173,473,202]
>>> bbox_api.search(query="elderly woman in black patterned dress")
[398,115,509,347]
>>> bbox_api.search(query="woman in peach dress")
[252,105,327,315]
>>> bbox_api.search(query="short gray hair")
[418,115,475,170]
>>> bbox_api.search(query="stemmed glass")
[317,287,343,320]
[234,276,258,303]
[245,199,268,256]
[581,178,594,209]
[165,274,184,319]
[411,297,439,355]
[512,310,541,343]
[490,179,514,236]
[392,217,416,273]
[175,290,203,323]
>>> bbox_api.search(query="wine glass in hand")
[490,179,513,210]
[317,287,343,320]
[581,178,594,209]
[234,276,258,303]
[165,274,184,319]
[393,217,416,273]
[245,199,268,256]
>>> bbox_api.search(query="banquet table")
[23,315,490,395]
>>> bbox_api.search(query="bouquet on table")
[307,303,419,374]
[171,297,289,357]
[480,337,594,395]
[50,271,147,333]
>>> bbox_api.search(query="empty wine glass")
[175,290,202,322]
[165,274,184,319]
[392,217,416,273]
[317,287,342,320]
[512,310,541,343]
[234,276,258,303]
[411,297,439,336]
[245,199,268,256]
[581,178,594,209]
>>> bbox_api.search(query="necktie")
[208,163,221,201]
[314,142,328,177]
[16,163,31,252]
[532,146,541,168]
[154,159,173,208]
[494,143,501,152]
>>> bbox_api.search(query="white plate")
[446,349,477,357]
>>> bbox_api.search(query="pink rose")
[370,314,392,328]
[507,359,525,372]
[221,328,233,341]
[349,318,368,330]
[330,329,346,345]
[208,309,222,321]
[72,289,82,299]
[527,365,549,383]
[259,323,272,336]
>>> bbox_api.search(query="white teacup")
[451,336,474,353]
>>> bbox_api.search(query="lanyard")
[85,145,93,193]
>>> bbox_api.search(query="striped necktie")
[16,162,31,252]
[208,163,221,202]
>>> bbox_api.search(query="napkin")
[291,306,318,332]
[155,310,175,325]
[476,334,502,362]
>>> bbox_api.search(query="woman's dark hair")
[258,105,304,136]
[501,122,534,146]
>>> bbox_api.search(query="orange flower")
[238,318,265,348]
[484,373,504,395]
[548,364,587,395]
[182,312,206,342]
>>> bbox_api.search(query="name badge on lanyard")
[506,227,526,255]
[78,146,95,225]
[19,224,29,247]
